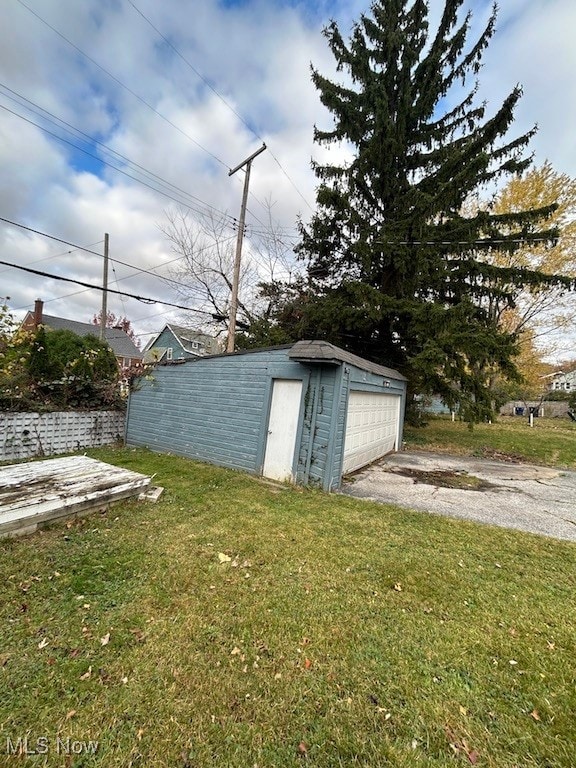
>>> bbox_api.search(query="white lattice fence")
[0,411,126,461]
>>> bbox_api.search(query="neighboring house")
[21,299,142,370]
[544,370,576,392]
[143,324,220,363]
[126,340,408,491]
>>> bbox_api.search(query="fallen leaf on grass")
[130,628,146,642]
[100,633,111,646]
[393,582,402,592]
[80,666,92,681]
[218,553,232,564]
[230,647,242,656]
[297,742,308,756]
[304,658,312,670]
[65,710,76,721]
[530,709,541,721]
[0,653,11,667]
[38,638,49,649]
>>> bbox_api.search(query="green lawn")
[1,446,575,767]
[404,415,576,468]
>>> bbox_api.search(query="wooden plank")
[0,456,151,538]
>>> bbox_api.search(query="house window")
[167,348,173,361]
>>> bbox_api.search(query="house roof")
[288,340,407,381]
[144,324,219,355]
[37,314,142,359]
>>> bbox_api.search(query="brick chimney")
[33,298,43,328]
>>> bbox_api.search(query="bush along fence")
[0,411,125,461]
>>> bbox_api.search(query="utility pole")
[227,143,267,353]
[100,232,109,342]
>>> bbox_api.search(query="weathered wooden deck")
[0,455,152,538]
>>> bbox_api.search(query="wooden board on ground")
[0,455,151,538]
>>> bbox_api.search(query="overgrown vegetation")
[1,447,575,767]
[0,300,123,411]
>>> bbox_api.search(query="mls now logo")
[5,736,99,755]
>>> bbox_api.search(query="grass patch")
[1,446,575,766]
[404,416,576,468]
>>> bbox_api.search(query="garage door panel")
[343,391,400,474]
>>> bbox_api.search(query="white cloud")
[1,0,574,345]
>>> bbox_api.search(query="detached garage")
[126,340,407,491]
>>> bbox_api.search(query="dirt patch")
[476,447,525,463]
[387,466,496,491]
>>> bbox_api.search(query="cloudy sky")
[1,0,575,350]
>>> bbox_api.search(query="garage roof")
[288,340,407,381]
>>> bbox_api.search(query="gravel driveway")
[341,451,576,542]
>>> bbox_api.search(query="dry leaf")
[304,658,312,670]
[459,705,468,716]
[137,728,145,741]
[38,637,49,649]
[218,552,232,564]
[100,633,111,646]
[530,709,541,721]
[80,666,92,680]
[65,710,76,721]
[297,741,308,756]
[393,582,402,592]
[230,647,241,656]
[0,653,11,667]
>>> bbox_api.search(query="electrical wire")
[0,240,103,275]
[0,258,214,316]
[0,84,240,226]
[124,0,315,211]
[0,104,242,227]
[14,0,230,170]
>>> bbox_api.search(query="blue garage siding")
[127,342,407,489]
[127,349,305,473]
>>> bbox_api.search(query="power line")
[0,83,240,225]
[0,103,241,227]
[0,216,104,257]
[124,0,315,212]
[0,240,103,275]
[14,0,230,170]
[0,259,214,316]
[0,214,243,299]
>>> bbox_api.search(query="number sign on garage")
[342,391,401,474]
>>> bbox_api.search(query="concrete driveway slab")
[341,451,576,542]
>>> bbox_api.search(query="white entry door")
[262,379,303,482]
[342,391,400,474]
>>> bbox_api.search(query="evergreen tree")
[292,0,573,421]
